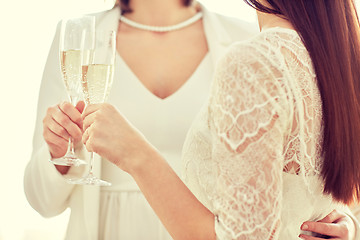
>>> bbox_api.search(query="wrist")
[123,143,162,177]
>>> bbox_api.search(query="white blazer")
[24,5,257,239]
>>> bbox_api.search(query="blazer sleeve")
[23,22,87,217]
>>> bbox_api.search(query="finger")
[46,118,70,140]
[84,131,94,152]
[301,222,341,237]
[82,111,97,132]
[318,210,346,223]
[82,128,90,146]
[85,137,93,152]
[59,102,83,127]
[43,127,68,147]
[298,234,340,240]
[82,104,102,119]
[53,105,82,140]
[76,101,86,114]
[44,113,69,140]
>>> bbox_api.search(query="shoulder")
[213,30,298,111]
[214,30,293,90]
[220,28,301,71]
[217,38,270,73]
[54,6,120,30]
[212,32,292,117]
[87,6,120,27]
[53,7,118,31]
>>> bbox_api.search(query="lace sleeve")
[209,43,292,239]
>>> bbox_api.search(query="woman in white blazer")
[23,0,359,239]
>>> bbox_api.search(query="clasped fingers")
[44,102,84,142]
[81,104,109,151]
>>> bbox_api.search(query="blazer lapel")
[201,3,233,68]
[201,3,258,68]
[96,6,121,32]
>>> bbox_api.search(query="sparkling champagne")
[82,64,114,104]
[60,49,92,99]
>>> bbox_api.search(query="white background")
[0,0,358,239]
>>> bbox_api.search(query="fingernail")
[298,235,305,240]
[301,224,308,230]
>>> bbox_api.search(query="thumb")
[318,210,345,223]
[76,101,86,113]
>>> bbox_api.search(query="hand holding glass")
[68,30,116,186]
[50,16,95,166]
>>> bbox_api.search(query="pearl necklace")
[119,12,203,32]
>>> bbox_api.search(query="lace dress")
[182,27,352,239]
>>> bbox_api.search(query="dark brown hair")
[118,0,194,14]
[244,0,360,204]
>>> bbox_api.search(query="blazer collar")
[200,3,232,46]
[96,6,121,33]
[200,3,234,67]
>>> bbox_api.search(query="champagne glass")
[68,30,116,186]
[51,16,95,166]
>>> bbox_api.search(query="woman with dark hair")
[78,0,360,239]
[24,0,258,239]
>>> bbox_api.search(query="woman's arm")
[82,43,290,239]
[132,147,216,240]
[82,103,215,240]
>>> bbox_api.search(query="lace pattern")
[182,28,323,239]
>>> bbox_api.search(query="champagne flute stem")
[67,96,77,156]
[89,152,95,175]
[67,137,76,156]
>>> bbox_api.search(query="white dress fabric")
[98,52,212,239]
[182,27,360,239]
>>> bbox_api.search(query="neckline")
[115,51,211,101]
